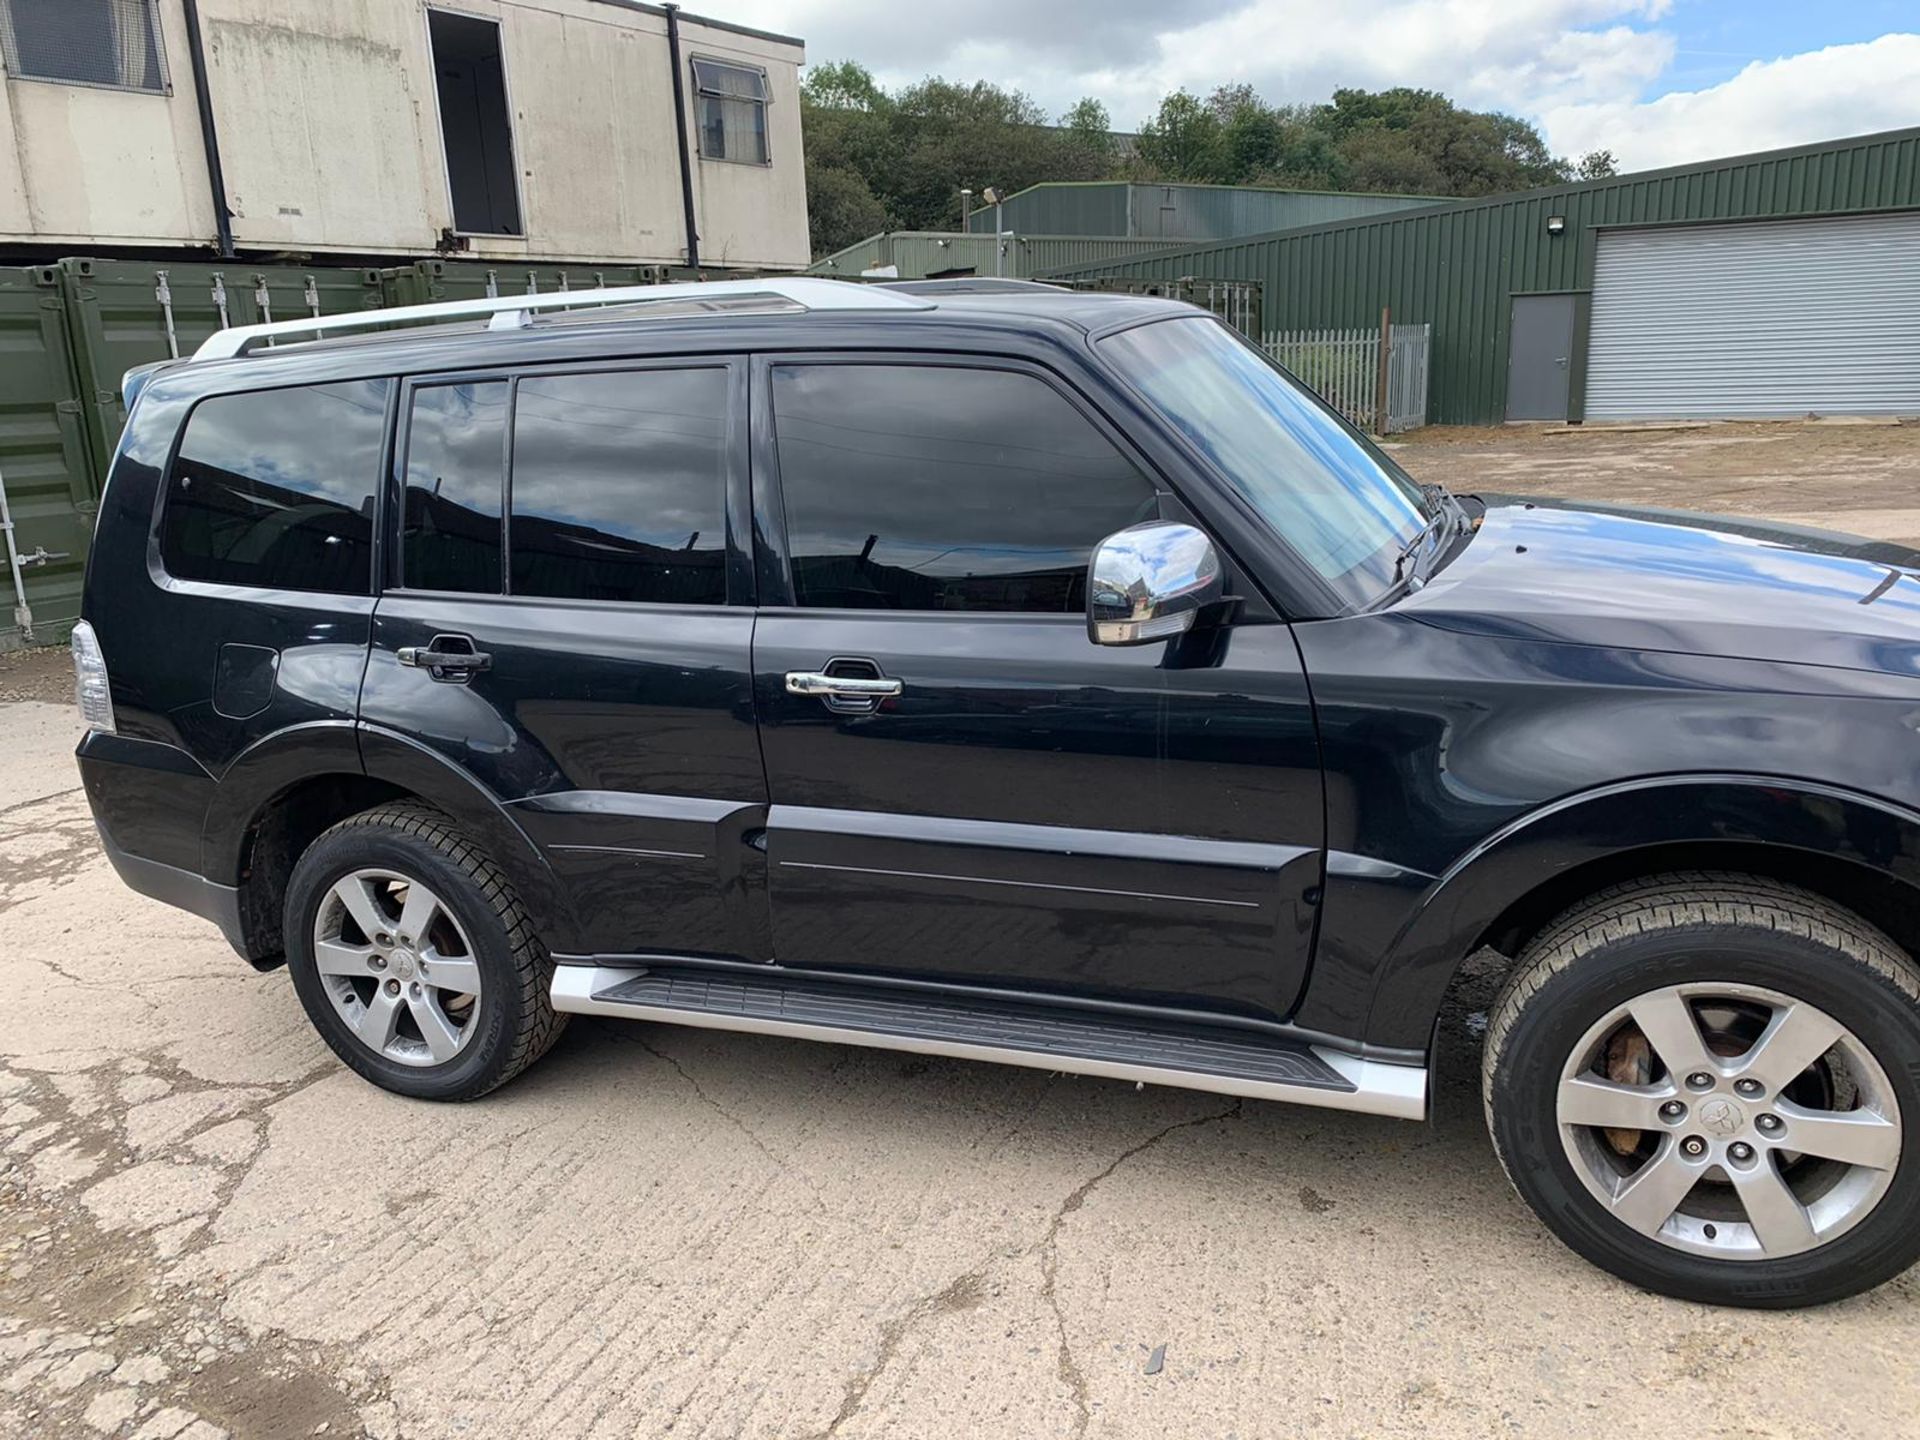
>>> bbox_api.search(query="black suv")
[76,278,1920,1308]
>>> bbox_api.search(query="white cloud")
[1540,34,1920,169]
[708,1,1917,171]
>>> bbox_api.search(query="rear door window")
[508,368,729,605]
[160,380,390,594]
[401,381,509,594]
[769,364,1157,612]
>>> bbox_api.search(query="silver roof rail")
[189,276,935,362]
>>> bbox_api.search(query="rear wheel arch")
[212,726,576,969]
[1361,776,1920,1053]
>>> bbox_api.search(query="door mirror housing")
[1087,522,1225,646]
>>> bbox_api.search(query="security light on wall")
[1546,215,1567,236]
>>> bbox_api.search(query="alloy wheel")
[1556,981,1901,1259]
[312,868,483,1068]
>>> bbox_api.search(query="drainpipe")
[0,458,36,642]
[180,0,236,258]
[662,5,701,271]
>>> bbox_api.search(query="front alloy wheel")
[1484,874,1920,1307]
[1556,982,1900,1260]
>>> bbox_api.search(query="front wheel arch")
[1359,776,1920,1053]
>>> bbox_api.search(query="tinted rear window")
[508,369,729,605]
[402,382,508,594]
[159,380,390,595]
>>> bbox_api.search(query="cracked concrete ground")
[7,422,1920,1438]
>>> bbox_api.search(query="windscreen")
[1098,316,1428,607]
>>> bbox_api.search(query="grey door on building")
[1506,295,1576,421]
[1586,213,1920,420]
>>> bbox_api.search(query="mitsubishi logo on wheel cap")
[1699,1098,1743,1137]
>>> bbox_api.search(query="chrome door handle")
[785,672,903,699]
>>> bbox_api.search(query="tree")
[806,165,889,257]
[1134,90,1228,182]
[1316,87,1571,195]
[796,64,1600,254]
[798,64,1114,249]
[1061,97,1114,160]
[1576,149,1619,181]
[803,59,886,111]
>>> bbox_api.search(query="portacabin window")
[160,381,390,595]
[0,0,169,93]
[691,58,770,165]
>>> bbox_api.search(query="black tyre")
[285,803,566,1101]
[1483,873,1920,1308]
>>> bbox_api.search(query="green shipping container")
[0,266,98,647]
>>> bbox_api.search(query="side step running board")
[551,966,1426,1120]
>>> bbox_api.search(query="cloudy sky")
[707,0,1920,172]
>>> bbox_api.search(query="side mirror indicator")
[1086,522,1225,646]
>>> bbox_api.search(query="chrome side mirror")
[1087,521,1225,646]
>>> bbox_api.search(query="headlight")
[71,621,116,734]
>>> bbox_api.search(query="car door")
[359,357,769,962]
[751,355,1325,1020]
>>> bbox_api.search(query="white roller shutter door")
[1586,212,1920,420]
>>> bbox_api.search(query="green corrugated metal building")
[1043,127,1920,426]
[963,181,1449,240]
[805,232,1175,281]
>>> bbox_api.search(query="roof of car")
[132,280,1205,407]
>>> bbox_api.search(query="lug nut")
[1757,1114,1782,1134]
[1734,1078,1764,1099]
[1687,1071,1715,1091]
[1659,1100,1686,1121]
[376,933,392,947]
[1682,1136,1707,1158]
[410,982,423,998]
[369,954,387,971]
[1729,1142,1755,1163]
[384,978,401,996]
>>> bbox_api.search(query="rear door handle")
[398,636,492,682]
[784,672,903,700]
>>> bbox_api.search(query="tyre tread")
[1480,871,1920,1304]
[309,802,566,1099]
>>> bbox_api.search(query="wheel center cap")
[391,949,417,981]
[1699,1097,1744,1137]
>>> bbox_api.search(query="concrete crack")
[634,1033,834,1210]
[817,1261,995,1439]
[1039,1099,1244,1439]
[0,783,84,820]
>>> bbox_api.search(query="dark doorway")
[1506,294,1576,421]
[428,10,522,237]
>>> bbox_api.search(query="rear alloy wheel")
[285,803,565,1101]
[312,869,485,1068]
[1484,874,1920,1307]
